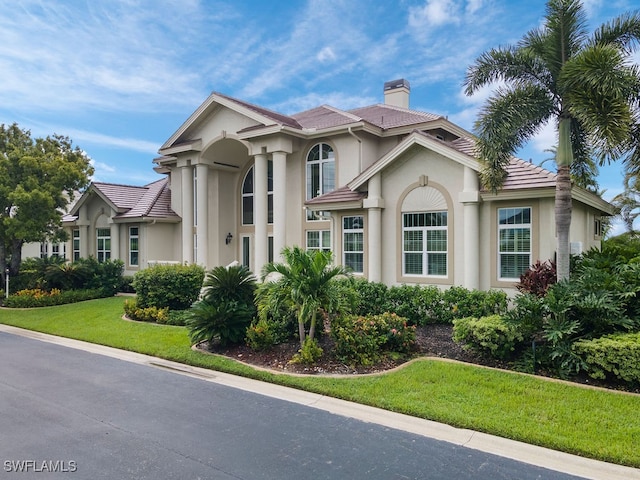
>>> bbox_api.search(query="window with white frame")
[52,243,61,258]
[306,143,335,220]
[129,226,139,266]
[242,236,250,268]
[96,228,111,263]
[242,162,274,225]
[72,229,80,261]
[343,216,363,273]
[40,242,48,258]
[307,230,331,253]
[402,212,448,276]
[498,207,531,280]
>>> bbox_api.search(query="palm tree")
[612,170,639,233]
[261,246,350,348]
[464,0,640,281]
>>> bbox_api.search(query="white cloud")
[408,0,460,28]
[317,47,337,63]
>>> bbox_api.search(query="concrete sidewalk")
[1,323,637,480]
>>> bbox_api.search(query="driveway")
[0,327,635,480]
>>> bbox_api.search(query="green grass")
[2,297,639,467]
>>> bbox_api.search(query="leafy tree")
[261,246,351,348]
[464,0,640,281]
[0,123,93,282]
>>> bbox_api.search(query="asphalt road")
[0,330,596,479]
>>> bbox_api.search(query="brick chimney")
[383,79,410,108]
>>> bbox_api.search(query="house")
[61,79,613,290]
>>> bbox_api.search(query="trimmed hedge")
[453,315,524,359]
[132,263,205,310]
[573,332,640,384]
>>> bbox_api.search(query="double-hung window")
[306,230,331,253]
[72,229,80,261]
[96,228,111,263]
[129,227,139,266]
[402,212,448,276]
[343,216,363,273]
[498,207,531,280]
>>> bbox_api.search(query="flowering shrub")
[4,288,103,308]
[331,312,416,366]
[123,298,169,323]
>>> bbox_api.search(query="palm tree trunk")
[297,308,306,349]
[308,310,317,342]
[555,118,574,282]
[555,165,572,281]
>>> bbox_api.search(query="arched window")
[401,186,448,277]
[242,162,273,225]
[306,143,334,220]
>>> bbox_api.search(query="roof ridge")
[140,177,168,216]
[320,104,363,122]
[214,92,302,129]
[350,102,443,119]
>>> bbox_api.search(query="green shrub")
[123,298,169,323]
[573,333,640,384]
[133,263,205,310]
[162,309,190,326]
[331,312,416,366]
[186,300,255,346]
[453,315,524,359]
[290,338,323,365]
[245,318,278,351]
[75,257,125,296]
[120,276,135,293]
[441,287,509,323]
[4,288,105,308]
[342,278,389,316]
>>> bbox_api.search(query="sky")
[0,0,638,231]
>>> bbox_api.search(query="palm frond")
[592,11,640,54]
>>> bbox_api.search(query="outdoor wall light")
[225,232,233,245]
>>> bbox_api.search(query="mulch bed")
[198,324,640,394]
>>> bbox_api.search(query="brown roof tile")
[215,92,302,129]
[93,179,178,220]
[291,105,361,129]
[349,104,442,129]
[305,186,366,206]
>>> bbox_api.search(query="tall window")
[40,242,48,258]
[403,212,448,276]
[498,207,531,280]
[306,143,335,220]
[52,243,61,259]
[72,229,80,261]
[307,230,331,253]
[343,216,363,273]
[96,228,111,263]
[242,236,251,268]
[129,227,139,266]
[242,162,273,225]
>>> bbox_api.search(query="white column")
[254,153,268,275]
[110,221,120,262]
[196,163,209,267]
[460,166,480,290]
[363,173,384,282]
[181,165,193,264]
[272,151,287,262]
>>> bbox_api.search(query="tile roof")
[500,158,557,190]
[214,92,302,129]
[305,186,367,206]
[349,104,442,129]
[291,105,361,130]
[94,178,179,220]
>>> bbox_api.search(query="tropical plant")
[185,265,257,347]
[464,0,640,281]
[261,246,351,348]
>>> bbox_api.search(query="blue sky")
[1,0,638,231]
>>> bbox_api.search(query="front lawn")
[1,297,639,467]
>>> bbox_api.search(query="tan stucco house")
[59,79,613,291]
